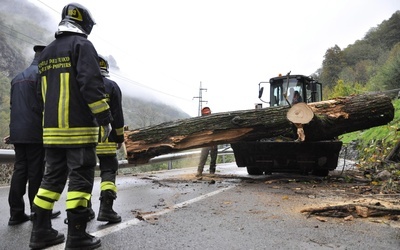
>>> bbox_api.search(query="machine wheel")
[247,166,264,175]
[312,169,329,177]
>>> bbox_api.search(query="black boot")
[30,210,60,221]
[51,210,61,219]
[29,205,65,249]
[65,209,101,250]
[97,190,121,223]
[87,199,95,221]
[209,166,216,174]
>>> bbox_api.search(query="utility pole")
[193,81,208,116]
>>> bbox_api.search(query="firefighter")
[196,107,218,177]
[29,3,112,250]
[96,55,125,223]
[6,45,60,226]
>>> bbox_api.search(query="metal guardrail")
[133,146,234,170]
[0,149,15,164]
[0,147,234,170]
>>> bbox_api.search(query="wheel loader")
[231,74,342,176]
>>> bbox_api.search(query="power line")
[36,0,190,89]
[34,0,194,105]
[109,71,192,102]
[37,0,60,15]
[0,22,46,46]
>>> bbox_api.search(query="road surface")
[0,163,399,250]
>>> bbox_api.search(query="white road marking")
[48,185,235,249]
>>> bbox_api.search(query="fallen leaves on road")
[316,216,328,222]
[131,209,160,224]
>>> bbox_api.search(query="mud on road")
[150,168,400,228]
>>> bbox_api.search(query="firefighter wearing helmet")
[60,2,96,36]
[94,55,125,224]
[99,55,110,76]
[196,107,219,177]
[29,3,111,250]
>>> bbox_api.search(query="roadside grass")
[340,99,400,161]
[339,99,400,192]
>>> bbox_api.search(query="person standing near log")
[196,107,218,177]
[5,45,60,226]
[29,3,112,249]
[95,55,125,223]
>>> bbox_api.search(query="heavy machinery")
[231,74,343,176]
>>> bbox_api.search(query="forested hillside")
[0,0,190,148]
[317,11,400,98]
[314,10,400,178]
[1,0,399,150]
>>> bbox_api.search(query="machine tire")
[247,166,264,175]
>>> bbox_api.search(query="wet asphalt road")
[0,162,399,250]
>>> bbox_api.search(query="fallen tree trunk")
[125,93,394,164]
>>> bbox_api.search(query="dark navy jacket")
[96,77,124,155]
[9,57,43,144]
[104,77,124,144]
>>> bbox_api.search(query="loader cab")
[259,75,322,106]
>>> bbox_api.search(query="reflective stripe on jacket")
[38,32,112,147]
[96,76,125,155]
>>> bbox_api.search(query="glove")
[101,123,112,142]
[3,135,10,144]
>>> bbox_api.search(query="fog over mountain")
[0,0,191,133]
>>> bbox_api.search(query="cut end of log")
[287,103,314,124]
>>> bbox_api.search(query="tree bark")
[124,93,394,164]
[301,203,400,218]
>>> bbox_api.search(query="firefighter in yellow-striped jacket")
[29,3,111,250]
[95,55,125,223]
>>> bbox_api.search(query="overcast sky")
[32,0,399,117]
